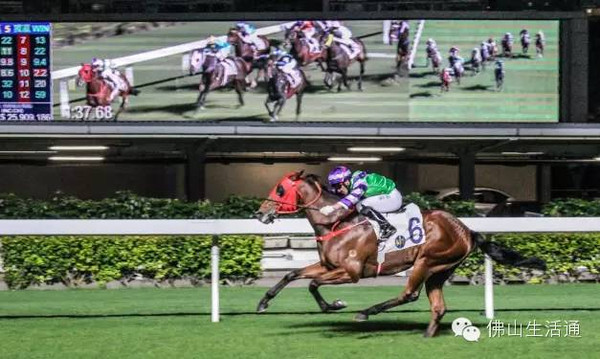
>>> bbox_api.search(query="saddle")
[370,203,427,265]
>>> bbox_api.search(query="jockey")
[426,38,438,56]
[294,20,320,52]
[321,166,401,239]
[298,20,317,39]
[471,47,482,62]
[426,38,437,49]
[235,22,262,51]
[487,37,497,55]
[441,67,452,89]
[480,41,490,59]
[272,48,301,85]
[449,46,459,57]
[448,47,463,67]
[503,32,514,46]
[536,31,545,44]
[520,29,530,41]
[207,36,231,61]
[328,21,360,59]
[91,57,125,102]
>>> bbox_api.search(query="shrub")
[1,235,263,289]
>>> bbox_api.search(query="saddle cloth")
[367,203,427,265]
[285,70,303,89]
[220,59,238,86]
[302,38,321,54]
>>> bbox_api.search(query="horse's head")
[227,28,240,44]
[190,49,214,75]
[78,63,94,84]
[255,170,323,224]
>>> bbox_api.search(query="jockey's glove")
[320,205,336,216]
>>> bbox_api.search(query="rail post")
[211,234,220,323]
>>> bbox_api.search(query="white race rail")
[2,217,599,322]
[52,22,295,80]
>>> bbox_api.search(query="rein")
[316,219,369,242]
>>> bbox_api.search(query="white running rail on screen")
[1,217,600,323]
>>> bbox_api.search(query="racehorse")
[264,60,307,122]
[427,49,442,74]
[227,28,270,82]
[501,38,513,58]
[190,49,251,110]
[470,49,482,75]
[452,61,464,85]
[255,172,546,337]
[76,63,138,120]
[285,28,327,70]
[495,67,504,91]
[535,35,544,57]
[390,21,410,71]
[440,69,451,92]
[520,31,530,54]
[322,35,367,91]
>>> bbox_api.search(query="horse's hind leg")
[424,268,455,337]
[235,80,244,106]
[354,259,428,321]
[295,92,303,119]
[358,60,364,91]
[257,262,328,313]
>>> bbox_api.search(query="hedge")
[1,235,263,289]
[0,191,479,219]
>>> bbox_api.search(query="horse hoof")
[269,116,277,122]
[354,312,369,322]
[256,300,269,313]
[331,299,347,310]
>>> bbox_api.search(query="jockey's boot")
[359,206,397,240]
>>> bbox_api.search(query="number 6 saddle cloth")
[367,203,427,265]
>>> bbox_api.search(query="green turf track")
[0,284,598,358]
[410,20,559,122]
[52,20,558,123]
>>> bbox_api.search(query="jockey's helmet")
[329,20,341,28]
[328,166,352,185]
[236,22,245,29]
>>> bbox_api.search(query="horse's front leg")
[257,262,329,313]
[234,80,244,107]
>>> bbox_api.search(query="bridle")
[265,176,323,214]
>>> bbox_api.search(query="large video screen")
[1,20,559,123]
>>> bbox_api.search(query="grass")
[0,284,599,358]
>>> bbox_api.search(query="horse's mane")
[304,174,340,199]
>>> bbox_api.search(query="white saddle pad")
[368,203,427,265]
[220,59,238,85]
[285,70,302,88]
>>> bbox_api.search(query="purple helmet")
[328,166,352,185]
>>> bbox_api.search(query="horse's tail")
[471,231,546,270]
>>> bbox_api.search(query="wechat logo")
[452,317,481,342]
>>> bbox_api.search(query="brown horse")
[227,28,270,82]
[286,28,327,70]
[322,35,367,91]
[192,50,251,110]
[264,60,308,122]
[76,63,138,120]
[255,171,545,337]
